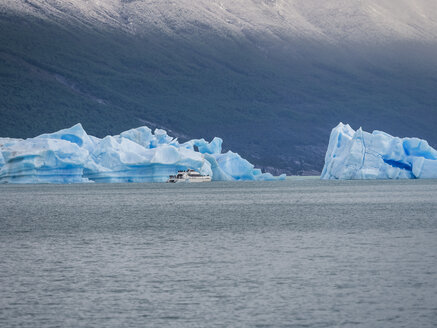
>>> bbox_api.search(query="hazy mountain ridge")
[3,0,437,42]
[1,0,436,174]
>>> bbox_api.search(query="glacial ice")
[321,123,437,179]
[0,124,285,183]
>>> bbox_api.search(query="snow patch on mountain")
[2,0,437,43]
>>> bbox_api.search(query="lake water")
[1,178,436,327]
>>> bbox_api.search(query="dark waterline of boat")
[1,178,436,327]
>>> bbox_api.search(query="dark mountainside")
[1,1,437,175]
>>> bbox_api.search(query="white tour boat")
[167,169,212,183]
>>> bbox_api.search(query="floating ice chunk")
[0,138,89,183]
[213,151,286,181]
[0,137,23,148]
[193,137,223,154]
[203,153,234,181]
[89,136,153,169]
[215,151,255,180]
[151,129,173,148]
[0,123,284,183]
[119,126,154,148]
[321,123,437,179]
[34,123,96,151]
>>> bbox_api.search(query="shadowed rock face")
[1,0,436,174]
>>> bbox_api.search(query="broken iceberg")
[0,124,285,183]
[321,123,437,179]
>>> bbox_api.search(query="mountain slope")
[1,0,437,174]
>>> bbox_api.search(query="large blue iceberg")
[321,123,437,179]
[0,124,285,183]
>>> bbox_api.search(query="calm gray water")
[0,178,436,327]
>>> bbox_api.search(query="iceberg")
[321,123,437,179]
[0,124,285,183]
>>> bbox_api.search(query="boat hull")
[168,177,211,183]
[167,169,212,183]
